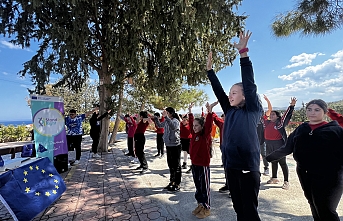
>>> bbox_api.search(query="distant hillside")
[328,100,343,107]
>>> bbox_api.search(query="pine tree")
[272,0,343,36]
[0,0,246,151]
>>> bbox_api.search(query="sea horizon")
[0,120,32,126]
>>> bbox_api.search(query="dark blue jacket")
[207,57,263,171]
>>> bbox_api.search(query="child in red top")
[180,114,192,170]
[134,111,151,174]
[153,112,165,157]
[124,114,137,157]
[189,101,216,219]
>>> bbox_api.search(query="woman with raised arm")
[266,99,343,221]
[262,96,297,190]
[206,31,263,221]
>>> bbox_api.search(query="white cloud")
[2,72,8,75]
[0,40,31,51]
[283,52,324,69]
[263,50,343,107]
[0,40,22,50]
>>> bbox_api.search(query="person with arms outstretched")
[266,99,343,221]
[262,96,297,190]
[206,31,263,221]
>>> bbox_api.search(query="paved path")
[1,131,343,220]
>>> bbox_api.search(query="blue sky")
[1,0,343,121]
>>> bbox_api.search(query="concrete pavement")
[1,131,343,220]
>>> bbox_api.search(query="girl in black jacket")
[89,106,111,158]
[266,99,343,221]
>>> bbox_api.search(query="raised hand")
[234,30,252,51]
[206,101,218,113]
[207,51,213,71]
[188,103,194,113]
[290,97,297,106]
[162,109,168,117]
[263,94,269,101]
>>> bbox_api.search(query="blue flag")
[0,157,66,221]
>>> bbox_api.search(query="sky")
[1,0,343,121]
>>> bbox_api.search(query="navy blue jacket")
[207,57,263,171]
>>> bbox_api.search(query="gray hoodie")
[154,116,180,146]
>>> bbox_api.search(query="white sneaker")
[93,153,101,158]
[282,181,290,190]
[73,160,80,165]
[131,158,139,164]
[263,168,269,176]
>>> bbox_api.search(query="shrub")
[0,124,31,142]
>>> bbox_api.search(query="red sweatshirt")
[154,116,165,134]
[189,113,213,166]
[212,112,224,146]
[180,122,192,139]
[124,116,137,138]
[135,120,149,134]
[327,108,343,127]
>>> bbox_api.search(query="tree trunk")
[98,71,112,152]
[109,85,124,144]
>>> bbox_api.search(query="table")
[0,141,36,159]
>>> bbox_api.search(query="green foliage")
[82,122,90,135]
[0,0,247,148]
[0,0,246,95]
[44,80,99,114]
[122,82,209,113]
[272,0,343,37]
[0,125,31,142]
[109,120,126,133]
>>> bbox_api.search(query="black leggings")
[90,133,99,154]
[166,145,182,185]
[134,133,148,169]
[266,139,289,181]
[66,135,82,160]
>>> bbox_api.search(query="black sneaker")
[154,153,160,157]
[168,184,180,192]
[135,166,143,170]
[163,183,173,191]
[219,185,229,193]
[140,168,149,174]
[125,152,131,156]
[160,154,164,158]
[182,162,187,169]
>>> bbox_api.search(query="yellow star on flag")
[35,165,39,170]
[49,174,53,177]
[25,187,30,193]
[41,169,45,174]
[45,192,51,197]
[54,179,58,184]
[55,185,59,189]
[52,190,57,194]
[29,166,33,170]
[23,170,28,176]
[35,192,40,196]
[23,178,28,183]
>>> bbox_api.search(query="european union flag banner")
[0,157,66,221]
